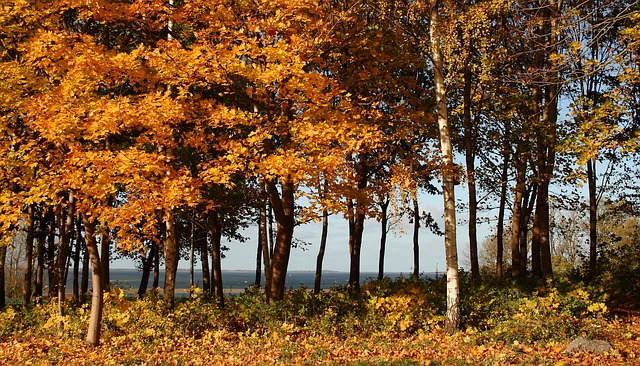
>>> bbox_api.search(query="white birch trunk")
[428,0,460,334]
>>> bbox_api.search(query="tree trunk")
[412,189,420,277]
[57,192,75,331]
[530,0,559,282]
[100,223,110,291]
[463,62,481,286]
[587,158,597,275]
[163,211,178,311]
[520,183,537,274]
[72,214,82,303]
[0,246,6,309]
[34,218,45,300]
[535,88,557,281]
[153,243,160,289]
[429,0,460,334]
[23,205,35,306]
[268,203,275,257]
[529,27,545,279]
[209,211,224,306]
[314,207,329,294]
[259,183,272,300]
[83,218,103,347]
[347,203,366,290]
[200,230,211,294]
[519,188,530,274]
[47,210,57,298]
[81,245,89,298]
[138,243,157,297]
[496,145,510,281]
[537,180,554,279]
[265,178,295,301]
[378,197,389,281]
[510,153,526,278]
[531,205,542,277]
[255,235,262,288]
[542,0,560,282]
[348,160,368,290]
[189,212,195,296]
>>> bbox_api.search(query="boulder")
[564,337,612,354]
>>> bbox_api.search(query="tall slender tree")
[428,0,461,334]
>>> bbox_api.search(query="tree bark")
[47,209,57,298]
[463,62,481,286]
[23,205,35,306]
[83,218,103,347]
[348,159,368,290]
[378,197,389,281]
[587,157,597,275]
[541,0,560,282]
[254,234,262,288]
[0,246,6,309]
[34,217,45,300]
[520,183,537,274]
[138,243,157,297]
[189,215,194,294]
[81,244,89,298]
[536,91,557,281]
[536,180,554,279]
[72,213,82,303]
[209,211,224,306]
[412,189,420,277]
[531,200,542,277]
[510,153,526,278]
[265,177,295,301]
[57,191,75,331]
[200,229,211,294]
[314,207,329,294]
[530,0,559,282]
[99,222,110,291]
[163,211,178,311]
[519,188,530,274]
[153,242,160,289]
[259,183,272,300]
[496,144,510,281]
[429,0,460,334]
[347,202,365,290]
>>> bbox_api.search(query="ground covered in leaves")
[1,276,639,365]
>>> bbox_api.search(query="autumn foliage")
[1,277,639,365]
[1,0,639,359]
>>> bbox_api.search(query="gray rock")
[564,337,612,354]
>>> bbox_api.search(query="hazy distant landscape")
[90,269,428,294]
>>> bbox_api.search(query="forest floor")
[1,315,638,365]
[1,278,639,365]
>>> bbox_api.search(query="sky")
[111,185,492,274]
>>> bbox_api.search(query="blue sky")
[112,185,491,274]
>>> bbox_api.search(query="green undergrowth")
[0,273,611,348]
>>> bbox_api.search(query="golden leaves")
[1,0,396,252]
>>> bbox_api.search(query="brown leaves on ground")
[1,314,638,365]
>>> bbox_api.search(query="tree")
[314,178,330,295]
[83,217,103,347]
[427,0,461,334]
[377,194,390,280]
[0,245,5,309]
[560,0,637,276]
[594,199,640,303]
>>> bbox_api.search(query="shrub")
[362,275,446,334]
[465,282,608,345]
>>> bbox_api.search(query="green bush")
[463,281,608,345]
[0,273,613,349]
